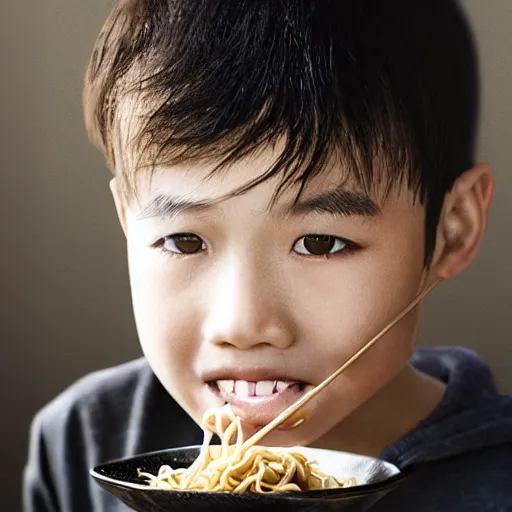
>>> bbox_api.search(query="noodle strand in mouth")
[137,406,356,493]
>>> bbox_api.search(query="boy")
[24,0,512,510]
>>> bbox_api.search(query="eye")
[161,233,206,255]
[293,235,349,257]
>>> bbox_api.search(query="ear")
[110,177,128,238]
[430,163,494,280]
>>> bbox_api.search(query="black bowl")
[91,445,404,512]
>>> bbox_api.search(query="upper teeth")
[216,380,296,398]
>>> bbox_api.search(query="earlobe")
[110,178,128,238]
[432,163,494,280]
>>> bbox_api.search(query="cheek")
[284,260,423,446]
[126,243,201,397]
[294,236,424,351]
[289,229,425,411]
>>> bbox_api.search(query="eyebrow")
[137,194,215,220]
[289,188,381,217]
[137,188,381,220]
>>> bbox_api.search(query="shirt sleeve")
[23,412,59,512]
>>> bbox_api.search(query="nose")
[202,255,295,351]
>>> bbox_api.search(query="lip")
[207,379,312,429]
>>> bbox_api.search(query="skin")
[111,147,493,456]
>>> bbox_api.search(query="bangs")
[87,0,420,204]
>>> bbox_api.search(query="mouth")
[206,378,312,429]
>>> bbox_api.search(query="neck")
[309,364,446,457]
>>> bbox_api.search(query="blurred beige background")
[1,1,510,511]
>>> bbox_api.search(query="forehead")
[130,146,406,212]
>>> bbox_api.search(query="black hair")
[84,0,479,265]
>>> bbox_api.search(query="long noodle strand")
[137,406,356,493]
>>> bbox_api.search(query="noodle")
[137,406,357,493]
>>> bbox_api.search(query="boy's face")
[115,148,428,448]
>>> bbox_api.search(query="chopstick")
[242,278,443,450]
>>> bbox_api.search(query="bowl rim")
[90,445,405,500]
